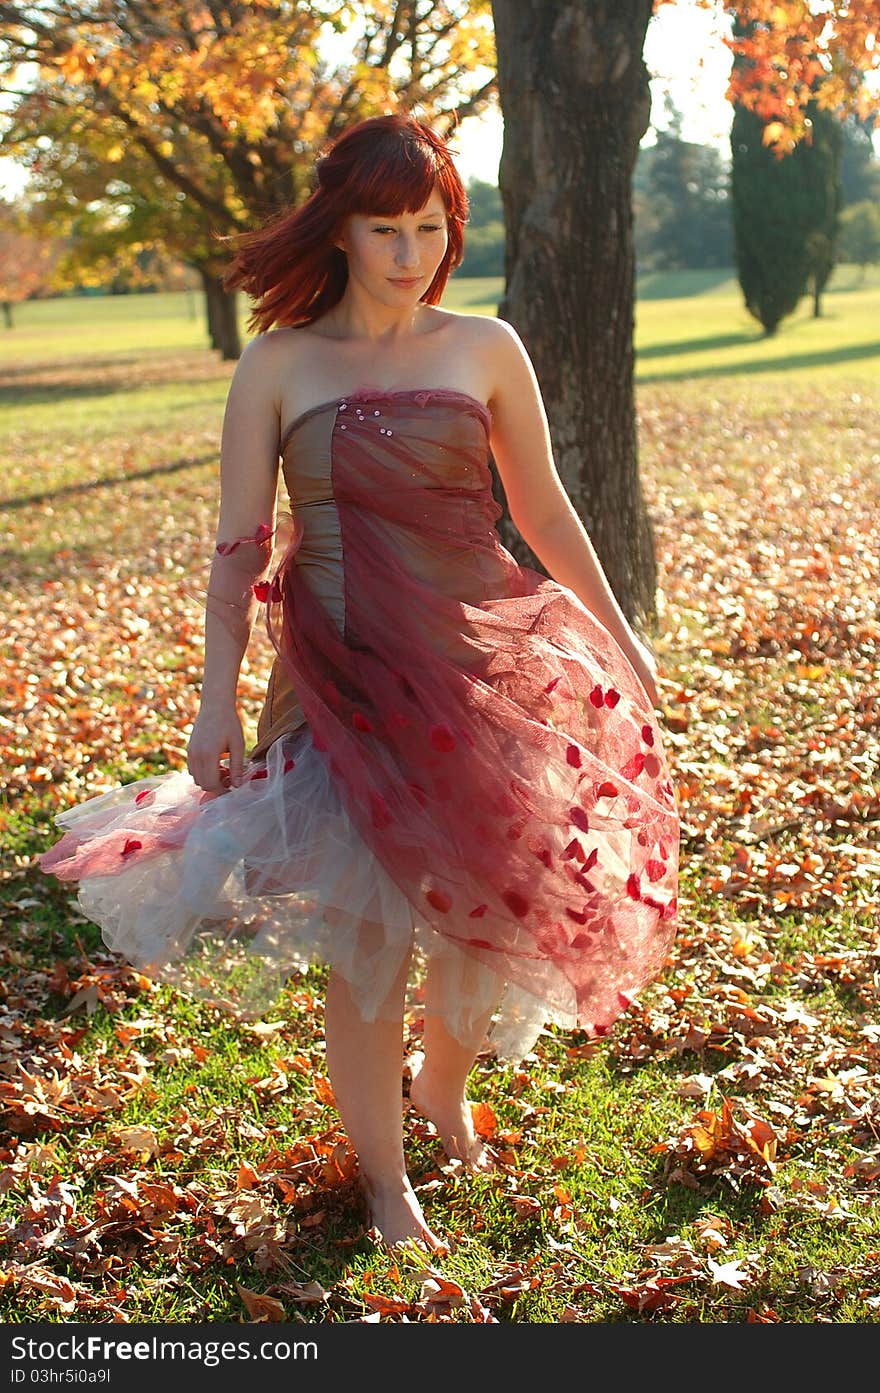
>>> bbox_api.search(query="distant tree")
[634,96,732,271]
[0,200,61,326]
[838,200,880,280]
[839,113,880,207]
[802,101,844,317]
[458,178,504,276]
[731,102,810,333]
[731,93,842,333]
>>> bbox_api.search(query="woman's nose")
[395,240,419,267]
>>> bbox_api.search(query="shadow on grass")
[638,338,880,385]
[0,451,215,512]
[636,331,760,360]
[0,350,227,411]
[636,270,736,299]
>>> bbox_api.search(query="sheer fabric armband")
[203,520,278,647]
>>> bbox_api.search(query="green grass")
[1,268,878,1324]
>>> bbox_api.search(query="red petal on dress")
[134,789,154,807]
[502,889,530,918]
[469,903,488,918]
[597,781,619,799]
[604,688,621,708]
[121,838,142,856]
[568,807,590,833]
[566,743,582,768]
[621,751,646,781]
[352,710,373,732]
[589,684,604,707]
[641,724,655,746]
[571,870,597,894]
[426,887,452,913]
[429,723,456,752]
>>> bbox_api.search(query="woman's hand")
[187,701,245,792]
[621,632,659,709]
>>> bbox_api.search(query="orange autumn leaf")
[236,1161,259,1190]
[313,1074,336,1106]
[470,1099,497,1138]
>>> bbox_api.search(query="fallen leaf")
[708,1257,752,1290]
[236,1284,286,1322]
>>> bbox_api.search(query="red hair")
[221,112,469,334]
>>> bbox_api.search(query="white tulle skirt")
[44,725,578,1063]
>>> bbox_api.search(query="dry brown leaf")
[236,1284,287,1322]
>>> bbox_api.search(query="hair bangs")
[342,138,449,219]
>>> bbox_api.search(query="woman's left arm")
[483,318,658,701]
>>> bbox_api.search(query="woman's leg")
[409,950,503,1173]
[324,925,446,1250]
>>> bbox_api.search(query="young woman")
[40,112,679,1253]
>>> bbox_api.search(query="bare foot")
[361,1173,448,1253]
[409,1061,497,1174]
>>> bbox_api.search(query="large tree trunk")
[491,0,658,631]
[199,268,242,360]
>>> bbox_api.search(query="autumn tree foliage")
[0,0,496,356]
[702,0,879,156]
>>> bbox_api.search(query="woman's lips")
[388,277,421,285]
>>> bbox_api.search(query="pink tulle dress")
[39,386,679,1062]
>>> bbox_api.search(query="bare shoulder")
[448,313,535,405]
[422,309,526,405]
[235,325,303,385]
[459,314,544,420]
[228,327,313,428]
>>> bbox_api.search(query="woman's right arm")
[187,336,282,793]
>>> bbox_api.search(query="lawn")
[1,265,878,1324]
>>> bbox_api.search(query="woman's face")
[334,188,449,304]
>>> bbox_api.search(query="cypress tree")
[729,14,843,336]
[731,101,815,335]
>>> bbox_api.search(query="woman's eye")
[373,226,442,233]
